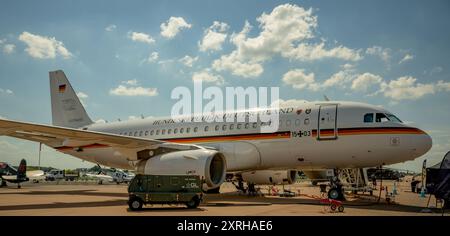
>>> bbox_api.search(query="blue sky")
[0,0,449,171]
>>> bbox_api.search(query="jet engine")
[241,170,298,185]
[136,149,226,189]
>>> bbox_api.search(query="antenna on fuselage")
[323,95,330,101]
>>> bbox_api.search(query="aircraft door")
[317,104,338,140]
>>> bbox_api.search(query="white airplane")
[85,173,114,184]
[0,70,432,196]
[86,168,135,184]
[0,159,45,188]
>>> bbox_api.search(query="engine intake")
[136,149,226,189]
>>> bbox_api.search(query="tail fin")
[49,70,93,128]
[17,159,26,180]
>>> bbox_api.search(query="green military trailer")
[127,174,204,210]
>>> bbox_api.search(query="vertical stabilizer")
[49,70,93,128]
[17,159,26,180]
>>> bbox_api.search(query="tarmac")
[0,179,447,216]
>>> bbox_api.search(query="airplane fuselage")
[56,101,432,172]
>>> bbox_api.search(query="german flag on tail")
[59,84,66,93]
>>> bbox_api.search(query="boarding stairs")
[338,168,374,194]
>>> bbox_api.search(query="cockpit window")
[385,114,403,123]
[364,113,374,123]
[376,113,390,122]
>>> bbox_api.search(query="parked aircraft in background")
[0,70,432,197]
[0,159,45,188]
[86,168,135,184]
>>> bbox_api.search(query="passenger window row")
[118,121,272,137]
[118,117,313,137]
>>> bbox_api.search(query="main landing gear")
[231,179,247,194]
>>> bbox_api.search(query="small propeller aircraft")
[0,159,45,188]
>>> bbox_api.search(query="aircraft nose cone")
[415,129,432,157]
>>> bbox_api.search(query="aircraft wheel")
[129,198,143,211]
[0,178,4,187]
[330,204,337,211]
[328,188,340,200]
[186,196,200,209]
[18,185,21,189]
[338,205,344,212]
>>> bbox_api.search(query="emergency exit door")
[317,104,338,140]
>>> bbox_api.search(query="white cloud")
[145,52,159,63]
[95,119,107,124]
[351,73,383,92]
[18,32,72,59]
[285,42,363,61]
[76,91,88,99]
[157,59,175,65]
[123,79,138,86]
[366,46,391,63]
[212,51,264,78]
[212,4,362,78]
[3,44,15,54]
[192,70,224,85]
[110,81,158,96]
[323,70,355,88]
[128,116,140,121]
[199,21,229,52]
[0,88,13,95]
[430,66,443,75]
[0,38,5,44]
[179,55,198,67]
[436,80,450,92]
[282,69,319,91]
[105,24,117,32]
[76,92,88,107]
[129,32,155,44]
[380,76,435,101]
[399,53,414,64]
[160,16,192,39]
[341,63,355,70]
[0,140,18,151]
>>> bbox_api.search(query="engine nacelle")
[241,170,298,185]
[136,149,226,189]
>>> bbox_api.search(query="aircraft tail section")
[49,70,93,128]
[17,159,26,180]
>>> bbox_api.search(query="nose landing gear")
[328,175,345,201]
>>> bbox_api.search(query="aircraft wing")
[86,173,113,181]
[27,170,45,179]
[0,118,198,161]
[1,175,17,181]
[2,171,45,182]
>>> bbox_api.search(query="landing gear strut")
[328,175,345,201]
[232,179,247,194]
